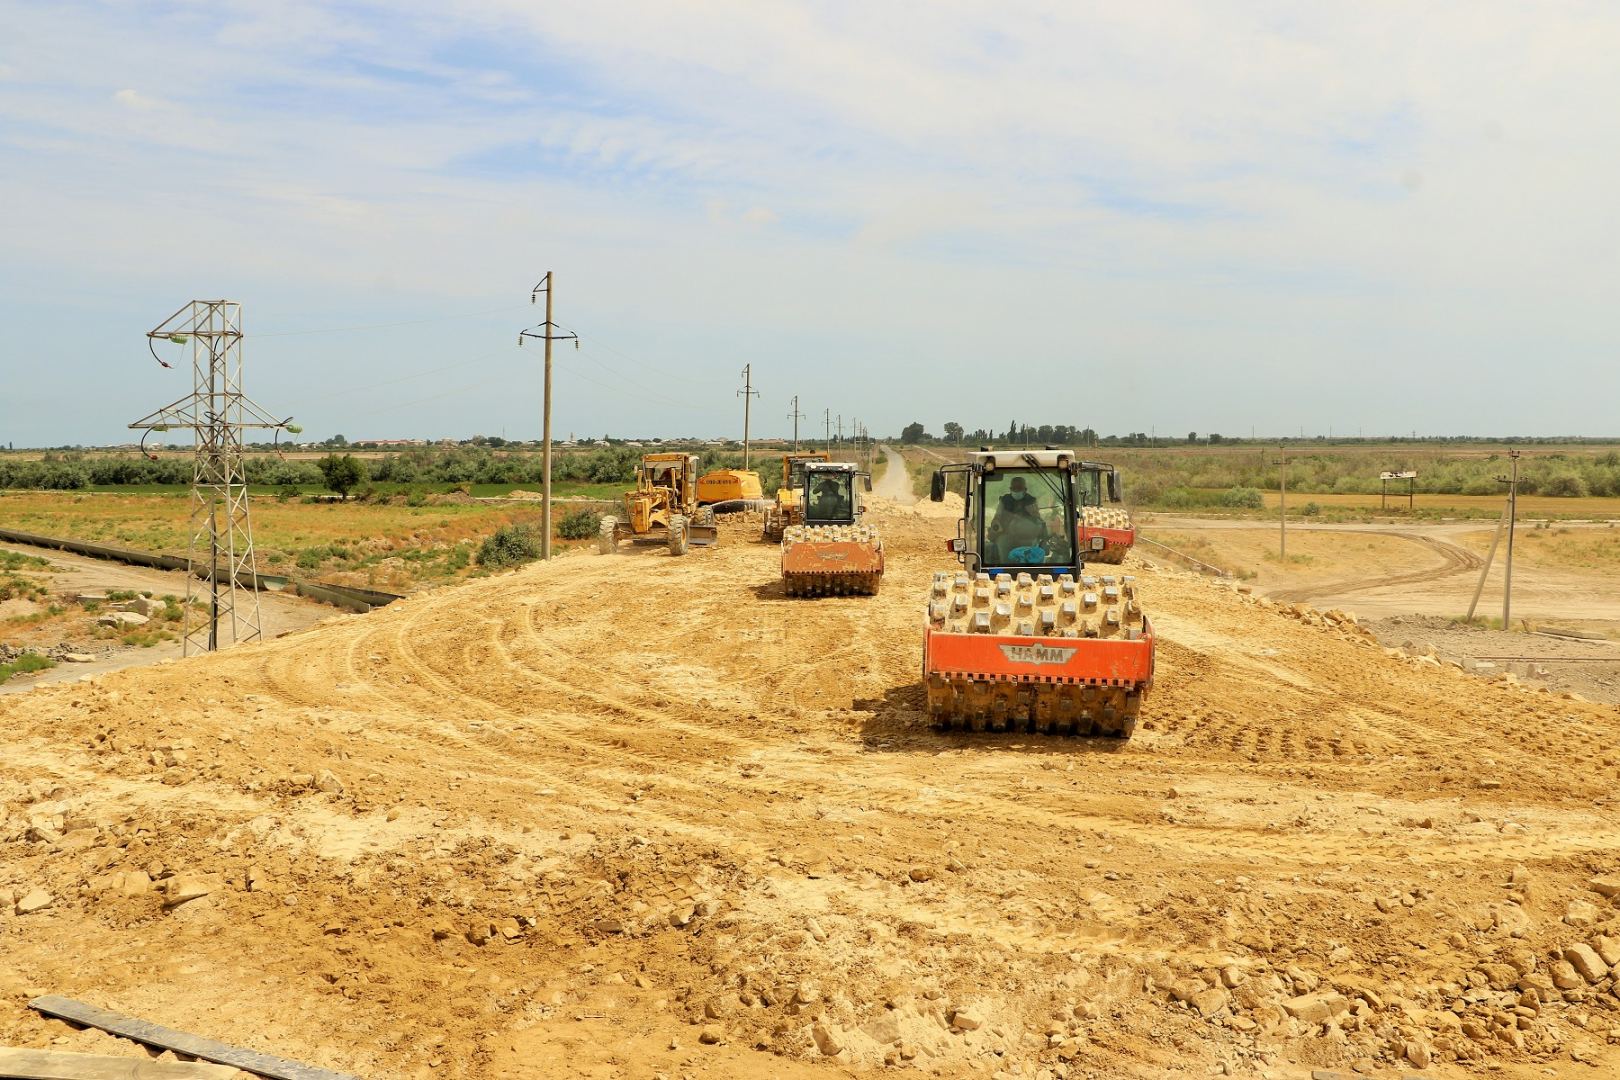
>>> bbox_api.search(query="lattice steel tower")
[129,300,298,654]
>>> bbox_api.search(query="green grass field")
[0,489,620,592]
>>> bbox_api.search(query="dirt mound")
[3,506,1620,1078]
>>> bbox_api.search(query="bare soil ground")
[3,502,1620,1079]
[1143,520,1620,630]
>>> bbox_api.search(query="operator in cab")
[812,474,851,520]
[988,475,1048,561]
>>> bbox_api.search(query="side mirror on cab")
[1107,469,1122,503]
[930,471,946,502]
[863,474,873,492]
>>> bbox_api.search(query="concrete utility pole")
[737,365,759,468]
[824,408,832,451]
[1466,501,1511,622]
[837,414,843,447]
[787,395,804,451]
[1272,445,1290,560]
[520,272,578,560]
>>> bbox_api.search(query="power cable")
[253,303,530,339]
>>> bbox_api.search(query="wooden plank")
[0,1047,241,1080]
[25,1001,359,1080]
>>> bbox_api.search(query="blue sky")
[3,1,1618,445]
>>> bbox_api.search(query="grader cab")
[762,451,831,542]
[599,453,718,556]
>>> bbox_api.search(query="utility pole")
[520,273,578,560]
[787,395,804,451]
[737,365,759,468]
[837,414,843,447]
[824,408,832,451]
[1501,450,1521,629]
[1271,445,1290,560]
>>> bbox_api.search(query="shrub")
[1541,471,1589,498]
[1300,502,1321,516]
[557,509,601,540]
[478,524,543,568]
[0,653,54,684]
[1220,486,1265,509]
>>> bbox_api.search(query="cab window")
[806,471,854,522]
[981,468,1074,567]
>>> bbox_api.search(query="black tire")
[668,515,689,556]
[597,516,618,555]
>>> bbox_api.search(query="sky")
[2,1,1618,446]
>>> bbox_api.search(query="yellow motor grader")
[599,453,718,556]
[761,450,831,542]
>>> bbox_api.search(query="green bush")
[0,653,54,685]
[1542,471,1589,498]
[1300,502,1321,516]
[1220,486,1265,509]
[478,524,543,568]
[557,509,601,540]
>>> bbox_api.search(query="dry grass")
[1456,523,1620,571]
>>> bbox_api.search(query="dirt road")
[1144,519,1620,627]
[873,445,915,505]
[0,541,330,694]
[3,502,1619,1079]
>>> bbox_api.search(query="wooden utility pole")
[542,277,555,559]
[737,365,758,468]
[520,273,577,560]
[787,395,804,451]
[1272,446,1290,559]
[1502,450,1520,629]
[824,409,832,451]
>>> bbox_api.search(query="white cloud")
[111,87,160,110]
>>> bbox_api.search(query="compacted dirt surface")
[3,498,1620,1079]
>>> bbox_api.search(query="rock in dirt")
[951,1009,983,1032]
[1564,944,1609,983]
[1566,899,1599,927]
[1282,992,1348,1025]
[698,1024,723,1045]
[163,877,212,908]
[97,612,148,628]
[810,1022,843,1056]
[1589,874,1620,898]
[14,888,54,915]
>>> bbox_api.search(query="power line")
[254,302,530,339]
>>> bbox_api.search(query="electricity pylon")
[129,300,298,654]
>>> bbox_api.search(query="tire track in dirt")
[1266,530,1483,603]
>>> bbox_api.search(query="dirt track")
[3,501,1620,1079]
